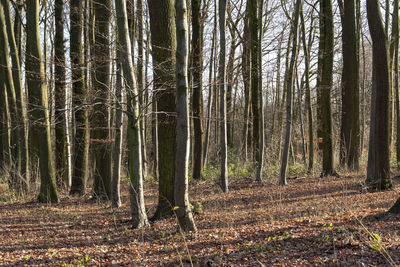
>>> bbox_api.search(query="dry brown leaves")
[0,172,399,266]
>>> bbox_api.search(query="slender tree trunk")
[112,52,124,208]
[116,0,149,228]
[26,0,59,203]
[54,0,67,185]
[219,0,229,192]
[191,0,204,180]
[300,8,314,172]
[174,0,197,232]
[280,0,301,185]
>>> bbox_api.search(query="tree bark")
[174,0,197,232]
[191,0,204,180]
[69,0,90,196]
[218,0,229,192]
[115,0,149,228]
[280,0,301,185]
[148,0,177,219]
[26,0,59,203]
[366,0,392,190]
[317,0,337,177]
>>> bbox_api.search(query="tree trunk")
[366,0,392,190]
[174,0,197,232]
[318,0,336,177]
[54,0,67,185]
[92,0,112,200]
[280,0,301,185]
[69,0,90,196]
[148,0,177,220]
[339,0,360,171]
[191,0,204,180]
[219,0,229,192]
[115,0,149,228]
[26,0,59,203]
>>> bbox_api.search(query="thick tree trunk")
[148,0,177,220]
[318,0,337,177]
[26,0,59,203]
[69,0,90,196]
[366,0,392,190]
[92,0,112,200]
[339,0,360,171]
[115,0,149,228]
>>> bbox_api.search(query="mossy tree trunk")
[26,0,59,203]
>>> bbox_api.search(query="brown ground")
[0,173,399,266]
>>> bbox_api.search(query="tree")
[366,0,391,190]
[300,5,314,173]
[219,0,229,192]
[191,0,204,180]
[115,0,149,228]
[174,0,197,232]
[2,0,29,189]
[317,0,337,177]
[338,0,360,170]
[280,0,302,185]
[148,0,177,219]
[92,0,112,200]
[54,0,67,184]
[26,0,59,203]
[69,0,90,196]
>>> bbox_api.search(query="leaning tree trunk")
[318,0,337,177]
[148,0,177,220]
[280,0,301,186]
[174,0,197,232]
[2,0,29,189]
[0,1,19,189]
[115,0,149,228]
[26,0,59,203]
[219,0,229,192]
[366,0,392,190]
[69,0,90,196]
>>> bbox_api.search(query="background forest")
[0,0,400,265]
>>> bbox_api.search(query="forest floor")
[0,172,399,266]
